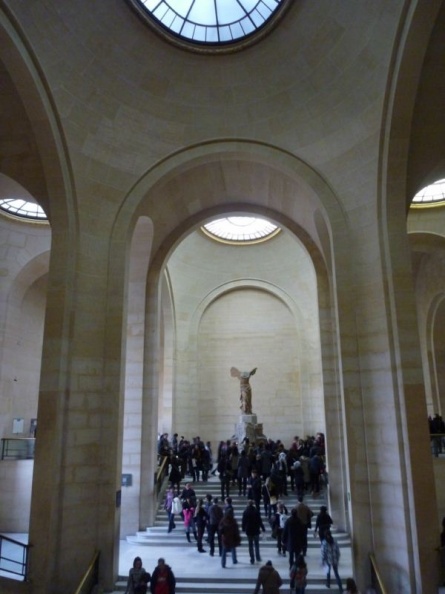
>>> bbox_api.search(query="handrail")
[0,533,32,581]
[157,455,169,479]
[1,437,36,460]
[155,455,169,498]
[369,553,388,594]
[73,550,100,594]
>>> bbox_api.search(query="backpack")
[172,497,182,515]
[290,565,307,589]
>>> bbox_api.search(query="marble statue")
[230,367,257,414]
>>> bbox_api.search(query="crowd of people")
[124,557,175,594]
[128,497,445,593]
[146,431,364,593]
[158,432,328,500]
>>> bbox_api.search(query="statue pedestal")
[234,413,267,444]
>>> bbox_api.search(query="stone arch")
[426,294,445,416]
[0,250,50,441]
[109,141,354,534]
[187,278,323,439]
[409,232,445,415]
[0,7,80,587]
[376,1,444,591]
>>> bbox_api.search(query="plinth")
[234,413,267,444]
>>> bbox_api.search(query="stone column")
[28,221,126,593]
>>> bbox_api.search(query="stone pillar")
[28,223,126,593]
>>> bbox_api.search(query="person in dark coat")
[194,498,208,553]
[292,460,305,499]
[309,453,324,496]
[253,560,283,594]
[282,508,305,568]
[168,455,181,491]
[150,558,175,594]
[314,505,333,542]
[180,483,196,503]
[295,495,314,556]
[208,497,223,556]
[218,455,232,500]
[237,449,250,496]
[248,469,262,511]
[242,500,266,564]
[219,508,241,568]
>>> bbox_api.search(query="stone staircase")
[116,476,351,593]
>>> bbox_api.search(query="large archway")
[110,142,354,570]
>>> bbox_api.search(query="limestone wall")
[165,229,324,447]
[0,216,50,442]
[0,460,33,531]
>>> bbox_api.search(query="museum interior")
[0,0,445,592]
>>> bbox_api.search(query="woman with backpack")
[124,556,150,594]
[271,501,288,556]
[289,554,308,594]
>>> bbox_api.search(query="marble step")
[127,480,335,546]
[126,529,350,547]
[113,576,337,594]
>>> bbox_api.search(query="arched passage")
[0,8,79,591]
[108,141,356,564]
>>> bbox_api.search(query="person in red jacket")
[150,558,175,594]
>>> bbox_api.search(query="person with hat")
[253,560,283,594]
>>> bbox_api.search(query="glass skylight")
[202,216,279,244]
[134,0,284,46]
[0,199,47,221]
[412,179,445,206]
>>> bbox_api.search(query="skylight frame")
[411,179,445,208]
[0,199,48,222]
[128,0,290,53]
[202,216,280,245]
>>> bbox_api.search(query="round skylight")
[412,179,445,207]
[202,216,280,244]
[131,0,287,51]
[0,199,48,221]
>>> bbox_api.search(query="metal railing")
[1,438,35,460]
[73,550,100,594]
[430,433,445,457]
[369,553,387,594]
[0,534,31,581]
[155,455,169,498]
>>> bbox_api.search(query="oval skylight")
[132,0,286,49]
[0,199,48,221]
[412,179,445,207]
[202,216,280,244]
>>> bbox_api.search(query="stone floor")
[117,475,352,593]
[1,474,352,593]
[117,537,352,592]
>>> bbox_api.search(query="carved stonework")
[233,414,267,445]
